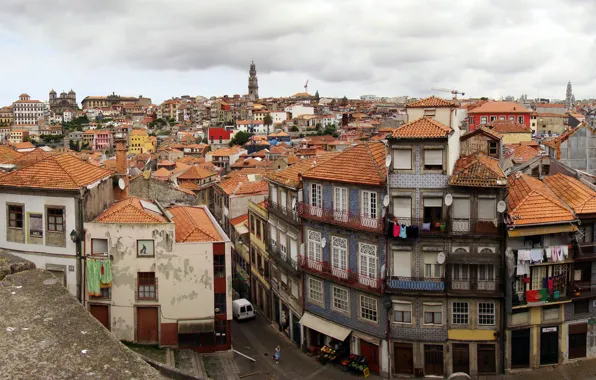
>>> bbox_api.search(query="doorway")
[477,344,496,374]
[136,307,159,344]
[511,329,530,368]
[452,343,469,374]
[394,342,413,375]
[424,344,444,376]
[569,323,587,359]
[89,304,109,330]
[540,327,559,365]
[360,340,379,373]
[292,313,301,346]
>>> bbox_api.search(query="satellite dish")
[437,252,446,264]
[444,193,453,206]
[497,200,506,213]
[118,178,126,190]
[383,195,390,207]
[385,154,392,167]
[321,237,327,248]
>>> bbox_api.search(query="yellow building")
[128,129,155,154]
[0,106,13,126]
[485,121,532,144]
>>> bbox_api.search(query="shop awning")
[178,319,214,334]
[299,312,351,341]
[234,224,249,235]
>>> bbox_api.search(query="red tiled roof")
[407,96,456,108]
[467,101,530,114]
[390,117,452,139]
[94,197,168,223]
[168,206,223,242]
[265,153,341,188]
[485,120,531,133]
[0,146,23,164]
[449,153,506,188]
[302,142,386,186]
[508,144,541,164]
[230,214,249,226]
[543,174,596,215]
[152,167,171,177]
[0,154,113,190]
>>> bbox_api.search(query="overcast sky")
[0,0,592,105]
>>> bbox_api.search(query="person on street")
[273,346,281,364]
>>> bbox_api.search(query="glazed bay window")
[360,295,378,322]
[478,302,495,326]
[423,303,443,325]
[393,148,412,170]
[8,205,23,228]
[452,301,469,325]
[424,149,443,170]
[393,302,412,324]
[308,277,323,304]
[47,208,64,232]
[137,272,157,300]
[332,286,349,313]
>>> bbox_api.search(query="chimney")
[114,133,129,200]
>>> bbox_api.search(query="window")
[331,236,348,272]
[424,108,436,117]
[291,280,299,299]
[531,266,547,290]
[359,243,378,279]
[361,191,377,220]
[360,295,378,322]
[423,253,442,278]
[498,116,506,121]
[91,239,108,255]
[332,286,349,313]
[488,142,498,156]
[508,116,515,121]
[392,196,412,224]
[424,149,443,170]
[393,302,412,324]
[270,185,278,204]
[393,149,412,170]
[307,230,322,262]
[490,116,496,122]
[214,293,226,314]
[47,208,64,232]
[424,304,443,325]
[215,319,227,345]
[478,302,495,325]
[452,264,469,280]
[137,272,157,300]
[308,277,323,303]
[480,116,488,124]
[8,205,23,228]
[574,300,589,315]
[423,197,442,225]
[310,183,322,209]
[478,198,496,220]
[452,302,469,325]
[518,116,524,124]
[214,255,225,278]
[392,250,411,277]
[334,187,348,222]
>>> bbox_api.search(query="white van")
[232,299,255,321]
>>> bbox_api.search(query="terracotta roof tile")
[230,213,249,226]
[507,173,576,226]
[217,174,268,195]
[168,206,223,242]
[94,197,168,223]
[302,142,386,186]
[152,167,171,177]
[390,117,452,139]
[178,181,201,191]
[13,142,35,149]
[265,154,340,188]
[449,153,506,187]
[543,174,596,215]
[177,165,215,180]
[467,101,530,114]
[407,96,456,108]
[485,120,531,133]
[0,154,113,190]
[7,148,52,168]
[0,146,23,164]
[508,144,541,164]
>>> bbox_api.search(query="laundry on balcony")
[385,218,418,239]
[86,258,112,296]
[546,245,569,262]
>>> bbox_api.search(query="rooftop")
[449,153,506,188]
[406,96,456,108]
[543,173,596,216]
[93,197,168,224]
[485,120,532,133]
[467,101,530,114]
[265,153,340,188]
[390,117,452,139]
[168,205,223,243]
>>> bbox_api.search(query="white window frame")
[331,236,348,273]
[480,116,488,124]
[310,183,322,209]
[361,191,378,219]
[490,116,496,122]
[360,295,378,322]
[333,186,349,222]
[331,286,349,313]
[423,303,443,325]
[359,243,378,279]
[393,301,412,324]
[307,230,322,262]
[518,115,524,124]
[308,277,323,304]
[478,302,495,326]
[452,301,469,325]
[423,149,443,169]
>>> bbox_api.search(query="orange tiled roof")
[449,153,506,188]
[543,173,596,215]
[152,167,171,177]
[0,154,113,190]
[218,174,268,195]
[507,173,576,226]
[508,144,541,164]
[467,101,530,114]
[390,117,452,139]
[168,206,222,242]
[0,146,23,164]
[407,96,456,108]
[178,165,214,180]
[178,181,201,191]
[302,142,386,186]
[13,142,35,149]
[230,213,249,226]
[265,153,340,188]
[486,120,531,133]
[158,160,175,166]
[94,197,168,223]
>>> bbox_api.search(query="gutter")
[77,187,89,303]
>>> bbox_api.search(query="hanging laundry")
[517,250,531,261]
[526,290,540,302]
[562,245,569,259]
[406,225,418,239]
[538,288,549,301]
[399,224,407,239]
[545,247,552,259]
[86,259,101,296]
[393,222,399,238]
[516,258,528,276]
[100,260,112,288]
[530,249,543,263]
[547,277,554,292]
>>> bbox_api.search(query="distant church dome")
[68,89,75,94]
[49,89,56,94]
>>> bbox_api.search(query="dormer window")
[424,108,436,117]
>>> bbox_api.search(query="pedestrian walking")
[273,346,280,364]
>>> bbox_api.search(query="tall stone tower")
[248,61,259,101]
[565,81,575,111]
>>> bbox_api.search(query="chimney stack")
[114,133,129,200]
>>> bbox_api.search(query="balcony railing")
[298,202,384,234]
[450,218,501,236]
[266,200,300,225]
[267,239,299,273]
[388,216,502,237]
[449,278,498,292]
[298,255,382,292]
[576,242,596,260]
[387,276,445,292]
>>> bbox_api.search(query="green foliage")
[40,134,65,143]
[148,118,167,129]
[229,131,253,147]
[157,130,170,136]
[263,113,273,126]
[290,125,299,132]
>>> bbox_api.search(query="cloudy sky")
[0,0,591,105]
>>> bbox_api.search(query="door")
[360,339,379,373]
[511,329,530,368]
[292,314,301,346]
[89,304,110,330]
[569,323,588,359]
[424,344,444,376]
[477,344,496,374]
[334,187,348,222]
[394,343,413,375]
[137,307,159,344]
[540,329,559,365]
[452,343,469,374]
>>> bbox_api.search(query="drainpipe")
[76,189,88,303]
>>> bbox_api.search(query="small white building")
[284,104,314,119]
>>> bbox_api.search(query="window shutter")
[393,197,411,218]
[423,197,442,207]
[452,197,470,219]
[424,149,443,165]
[392,250,411,277]
[393,149,412,169]
[478,198,496,219]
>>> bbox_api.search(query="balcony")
[513,285,571,307]
[450,218,501,236]
[387,276,445,292]
[575,242,596,261]
[448,277,499,292]
[298,202,384,234]
[298,255,382,293]
[266,200,300,225]
[266,239,299,275]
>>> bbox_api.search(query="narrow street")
[231,316,381,380]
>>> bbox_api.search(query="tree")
[314,90,320,102]
[290,125,299,132]
[315,122,322,131]
[263,113,273,136]
[324,123,337,135]
[229,131,253,147]
[340,96,349,106]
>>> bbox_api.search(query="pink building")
[92,130,112,151]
